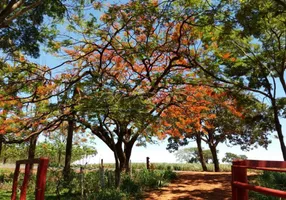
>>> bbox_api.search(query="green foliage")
[0,130,96,166]
[36,141,96,166]
[81,170,101,194]
[88,189,127,200]
[120,175,141,195]
[0,190,11,200]
[133,169,176,189]
[0,1,66,57]
[277,97,286,118]
[45,169,76,195]
[0,144,25,164]
[0,0,97,57]
[174,147,214,163]
[0,143,96,166]
[193,0,285,155]
[222,152,247,163]
[0,169,13,190]
[31,166,176,199]
[162,169,177,181]
[249,171,286,200]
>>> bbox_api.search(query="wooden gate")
[11,157,49,200]
[232,159,286,200]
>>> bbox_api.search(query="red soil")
[144,171,232,200]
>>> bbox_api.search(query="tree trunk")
[89,123,139,188]
[114,134,137,187]
[58,148,62,165]
[279,74,286,95]
[272,100,286,161]
[3,157,7,164]
[63,119,74,180]
[28,135,38,160]
[28,135,38,171]
[120,142,132,173]
[0,135,3,156]
[209,144,220,172]
[114,154,121,188]
[114,145,132,187]
[195,133,208,171]
[19,135,38,195]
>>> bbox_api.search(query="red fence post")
[20,163,31,200]
[11,163,20,200]
[35,158,49,200]
[11,158,49,200]
[232,160,248,200]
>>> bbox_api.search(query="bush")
[88,189,127,200]
[0,166,176,199]
[120,175,141,195]
[163,169,177,181]
[45,169,82,197]
[133,169,176,189]
[0,169,13,183]
[249,171,286,200]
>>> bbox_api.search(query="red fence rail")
[232,159,286,200]
[11,157,49,200]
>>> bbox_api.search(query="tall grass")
[0,166,177,200]
[87,163,232,172]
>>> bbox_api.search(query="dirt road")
[144,171,232,200]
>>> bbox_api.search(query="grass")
[0,163,231,200]
[0,190,11,200]
[86,163,232,172]
[1,163,232,173]
[0,190,37,200]
[0,166,178,200]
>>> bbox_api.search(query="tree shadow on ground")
[144,172,232,200]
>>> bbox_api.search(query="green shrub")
[120,175,141,195]
[133,169,175,189]
[45,169,81,196]
[137,169,159,188]
[0,166,176,199]
[163,169,177,181]
[249,171,286,200]
[0,170,13,184]
[83,170,102,194]
[88,189,127,200]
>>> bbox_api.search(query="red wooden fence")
[232,159,286,200]
[11,157,49,200]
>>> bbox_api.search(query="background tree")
[174,147,213,164]
[160,85,271,171]
[170,0,286,160]
[0,133,96,165]
[0,143,27,164]
[222,152,248,164]
[36,141,96,166]
[0,58,77,177]
[0,60,61,140]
